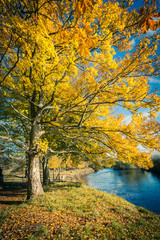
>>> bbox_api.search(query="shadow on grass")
[0,200,25,205]
[0,191,26,196]
[0,184,27,207]
[2,182,27,188]
[44,181,82,192]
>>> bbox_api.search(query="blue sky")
[111,2,160,154]
[114,24,160,123]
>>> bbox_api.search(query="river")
[85,168,160,214]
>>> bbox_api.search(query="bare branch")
[48,147,79,154]
[0,135,27,152]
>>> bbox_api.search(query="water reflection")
[85,168,160,214]
[114,169,150,184]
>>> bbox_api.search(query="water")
[85,168,160,214]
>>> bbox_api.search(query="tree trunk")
[42,156,50,185]
[27,153,44,199]
[27,97,44,199]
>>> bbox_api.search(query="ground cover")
[0,182,160,240]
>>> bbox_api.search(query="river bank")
[1,182,160,239]
[52,167,95,182]
[85,168,160,215]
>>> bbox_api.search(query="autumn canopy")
[0,0,160,198]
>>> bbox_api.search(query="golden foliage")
[138,1,160,33]
[49,156,62,169]
[0,0,160,171]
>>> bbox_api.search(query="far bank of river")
[84,168,160,215]
[59,167,95,182]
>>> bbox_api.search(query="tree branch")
[0,135,27,152]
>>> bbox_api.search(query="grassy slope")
[0,182,160,240]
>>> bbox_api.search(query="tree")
[0,0,160,199]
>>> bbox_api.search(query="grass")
[0,181,160,239]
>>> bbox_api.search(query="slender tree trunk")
[25,141,29,179]
[42,156,50,185]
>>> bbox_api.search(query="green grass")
[0,208,9,227]
[1,182,160,239]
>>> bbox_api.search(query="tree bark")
[42,156,50,185]
[27,95,44,199]
[27,153,44,199]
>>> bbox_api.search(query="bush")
[113,161,138,170]
[151,155,160,174]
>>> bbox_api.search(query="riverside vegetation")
[0,182,160,240]
[113,155,160,174]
